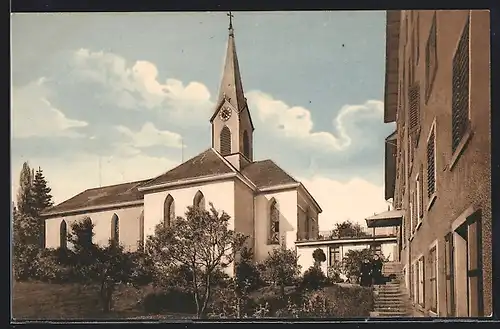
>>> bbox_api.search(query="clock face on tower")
[219,107,232,121]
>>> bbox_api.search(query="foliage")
[235,247,262,296]
[142,288,197,314]
[13,163,55,280]
[329,220,369,239]
[16,162,36,217]
[274,285,373,318]
[327,263,344,283]
[32,167,54,215]
[312,248,326,268]
[299,266,328,291]
[259,248,301,299]
[145,203,247,318]
[12,212,45,280]
[341,248,374,283]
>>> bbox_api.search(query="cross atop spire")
[227,12,234,34]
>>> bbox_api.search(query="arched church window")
[243,130,250,158]
[269,199,279,244]
[193,191,206,210]
[164,194,175,226]
[139,210,144,250]
[111,213,119,244]
[220,126,232,155]
[60,220,67,249]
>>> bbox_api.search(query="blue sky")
[11,11,395,230]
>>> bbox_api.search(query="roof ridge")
[83,178,151,192]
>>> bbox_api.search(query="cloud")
[115,122,183,149]
[71,49,213,125]
[11,150,179,205]
[11,77,88,139]
[298,175,389,231]
[247,90,384,153]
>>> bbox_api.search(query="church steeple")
[211,12,255,169]
[217,11,246,112]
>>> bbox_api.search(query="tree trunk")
[199,273,211,319]
[280,283,285,300]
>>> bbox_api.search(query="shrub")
[142,288,197,314]
[299,266,327,291]
[274,284,374,318]
[259,248,301,299]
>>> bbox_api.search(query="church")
[42,17,322,263]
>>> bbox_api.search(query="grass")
[12,281,195,320]
[12,281,372,320]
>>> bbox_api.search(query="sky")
[11,11,395,231]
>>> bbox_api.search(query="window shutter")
[427,127,436,198]
[451,17,470,153]
[419,164,424,217]
[409,83,421,136]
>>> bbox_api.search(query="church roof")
[241,159,298,189]
[42,179,150,216]
[140,148,234,189]
[42,150,309,216]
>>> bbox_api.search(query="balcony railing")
[297,228,397,242]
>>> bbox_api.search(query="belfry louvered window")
[452,17,470,153]
[220,126,231,155]
[427,124,436,198]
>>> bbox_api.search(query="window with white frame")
[418,256,425,306]
[429,245,438,313]
[413,262,418,304]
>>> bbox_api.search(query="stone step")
[375,305,407,310]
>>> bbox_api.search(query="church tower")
[210,12,255,170]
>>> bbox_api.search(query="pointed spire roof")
[217,12,246,112]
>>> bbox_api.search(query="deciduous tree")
[146,204,247,318]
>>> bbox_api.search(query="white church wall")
[45,205,144,251]
[233,180,255,251]
[143,180,236,243]
[254,189,298,262]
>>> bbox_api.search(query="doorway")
[452,210,483,317]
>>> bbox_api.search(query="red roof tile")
[140,148,234,188]
[241,159,297,189]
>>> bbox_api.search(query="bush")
[274,284,374,318]
[299,266,327,291]
[142,288,197,314]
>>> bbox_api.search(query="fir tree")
[32,167,54,215]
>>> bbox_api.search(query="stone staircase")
[370,261,412,317]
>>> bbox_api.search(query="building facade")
[384,10,491,317]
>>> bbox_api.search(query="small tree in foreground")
[260,248,301,299]
[312,248,326,269]
[60,218,144,313]
[146,204,247,318]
